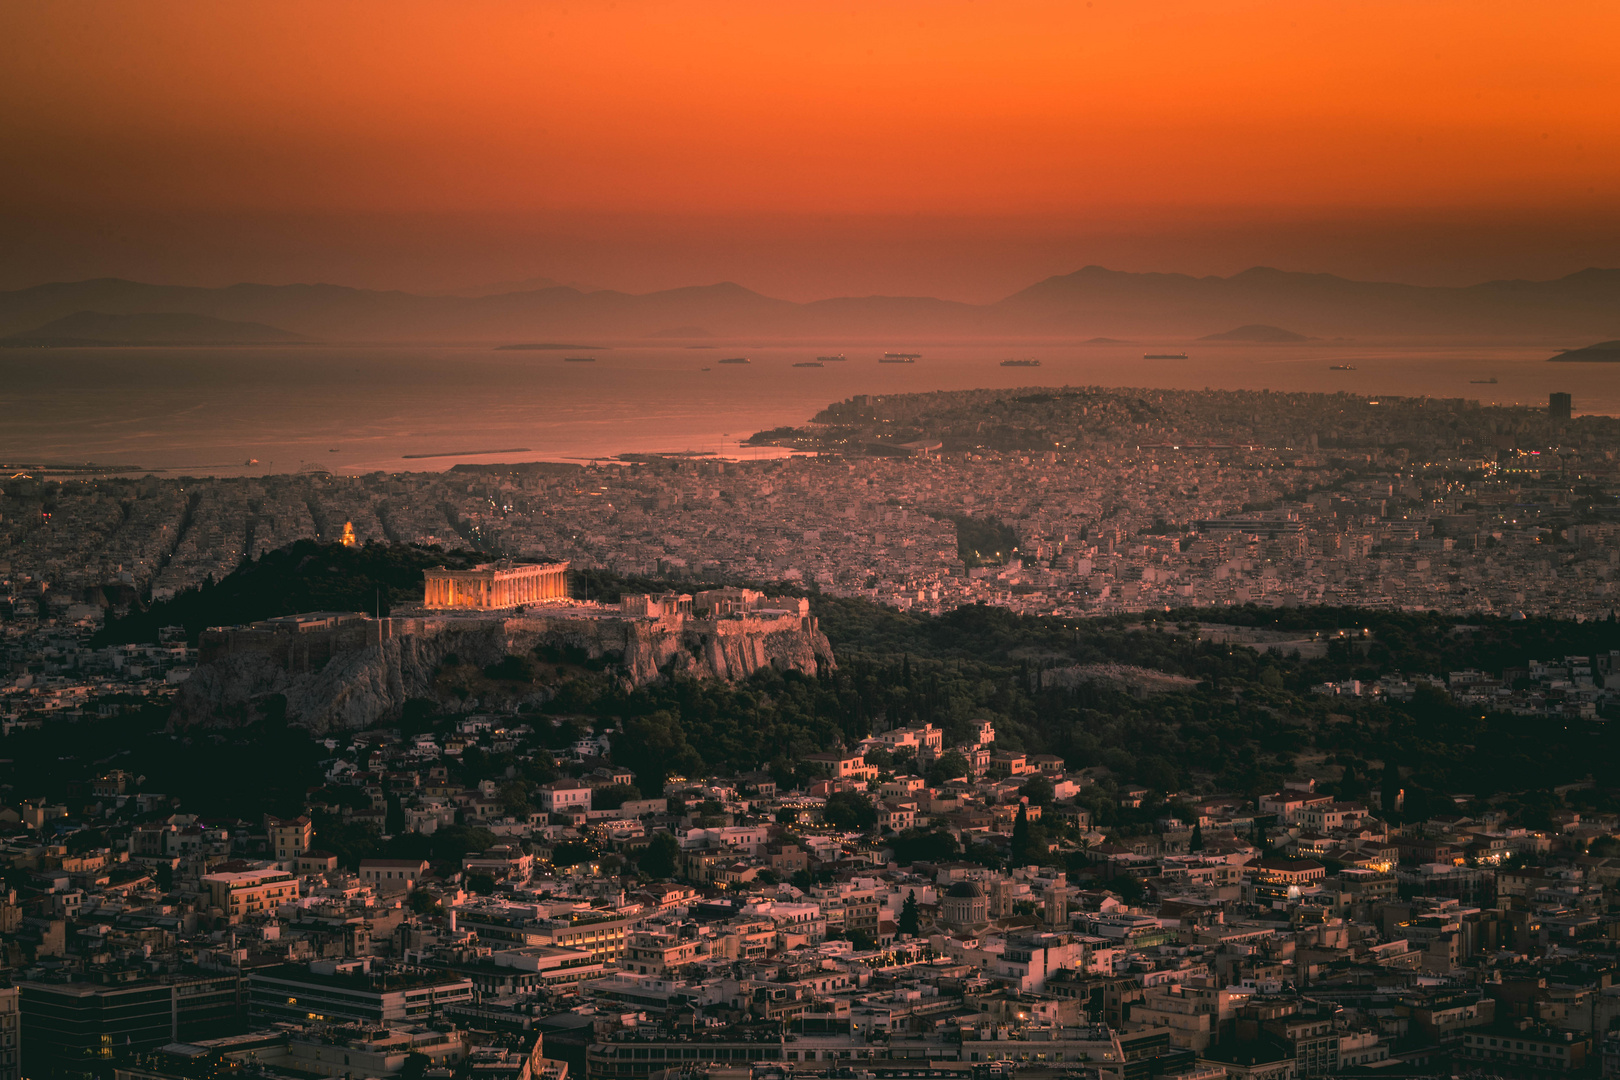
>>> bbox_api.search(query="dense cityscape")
[7,0,1615,1078]
[0,387,1617,1080]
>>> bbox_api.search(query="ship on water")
[1000,358,1041,367]
[816,354,847,362]
[718,357,751,365]
[564,356,596,362]
[792,361,824,367]
[1470,377,1498,384]
[880,352,920,363]
[1328,364,1356,370]
[1143,352,1188,359]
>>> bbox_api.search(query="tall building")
[267,815,313,862]
[1550,392,1572,421]
[202,868,299,922]
[19,975,241,1080]
[247,962,473,1026]
[0,987,18,1080]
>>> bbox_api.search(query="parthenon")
[422,561,570,609]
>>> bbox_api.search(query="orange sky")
[2,0,1617,298]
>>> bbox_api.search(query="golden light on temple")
[423,561,570,608]
[339,521,357,547]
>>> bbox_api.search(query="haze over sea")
[0,342,1604,476]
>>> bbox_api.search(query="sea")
[0,341,1609,477]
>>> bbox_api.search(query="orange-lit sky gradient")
[3,0,1617,299]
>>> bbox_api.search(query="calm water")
[0,342,1608,476]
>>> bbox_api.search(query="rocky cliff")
[173,610,835,733]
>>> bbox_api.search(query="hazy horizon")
[4,2,1617,299]
[7,255,1620,304]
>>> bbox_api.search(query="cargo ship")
[718,357,751,365]
[564,356,596,362]
[816,354,847,362]
[1328,364,1356,371]
[880,352,920,363]
[792,361,824,367]
[1000,358,1041,367]
[1470,377,1498,384]
[1143,352,1188,360]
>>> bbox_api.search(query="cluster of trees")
[39,553,1620,848]
[98,540,477,645]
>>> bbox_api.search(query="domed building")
[941,880,989,930]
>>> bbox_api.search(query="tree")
[593,784,640,811]
[639,832,680,879]
[1189,821,1204,852]
[1019,774,1055,806]
[823,791,878,831]
[409,889,442,916]
[385,794,406,835]
[465,871,497,895]
[899,890,920,936]
[400,1053,431,1080]
[155,862,174,892]
[498,781,533,818]
[889,827,960,866]
[1009,803,1048,867]
[1010,804,1031,866]
[551,841,595,869]
[927,749,971,787]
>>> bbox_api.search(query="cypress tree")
[899,890,920,936]
[1011,804,1031,867]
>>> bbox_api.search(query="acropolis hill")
[174,576,834,733]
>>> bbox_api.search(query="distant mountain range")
[1197,323,1312,343]
[1549,340,1620,362]
[0,310,306,347]
[0,265,1616,343]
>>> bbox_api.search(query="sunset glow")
[2,1,1617,295]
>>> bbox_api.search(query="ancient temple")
[422,561,569,609]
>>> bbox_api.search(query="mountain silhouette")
[1548,340,1620,362]
[1198,324,1312,342]
[1,267,1615,342]
[1,309,306,346]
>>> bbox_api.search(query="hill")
[1549,340,1620,362]
[97,540,476,646]
[1,267,1617,341]
[1,309,306,346]
[1197,323,1311,342]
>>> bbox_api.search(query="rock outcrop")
[174,609,835,733]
